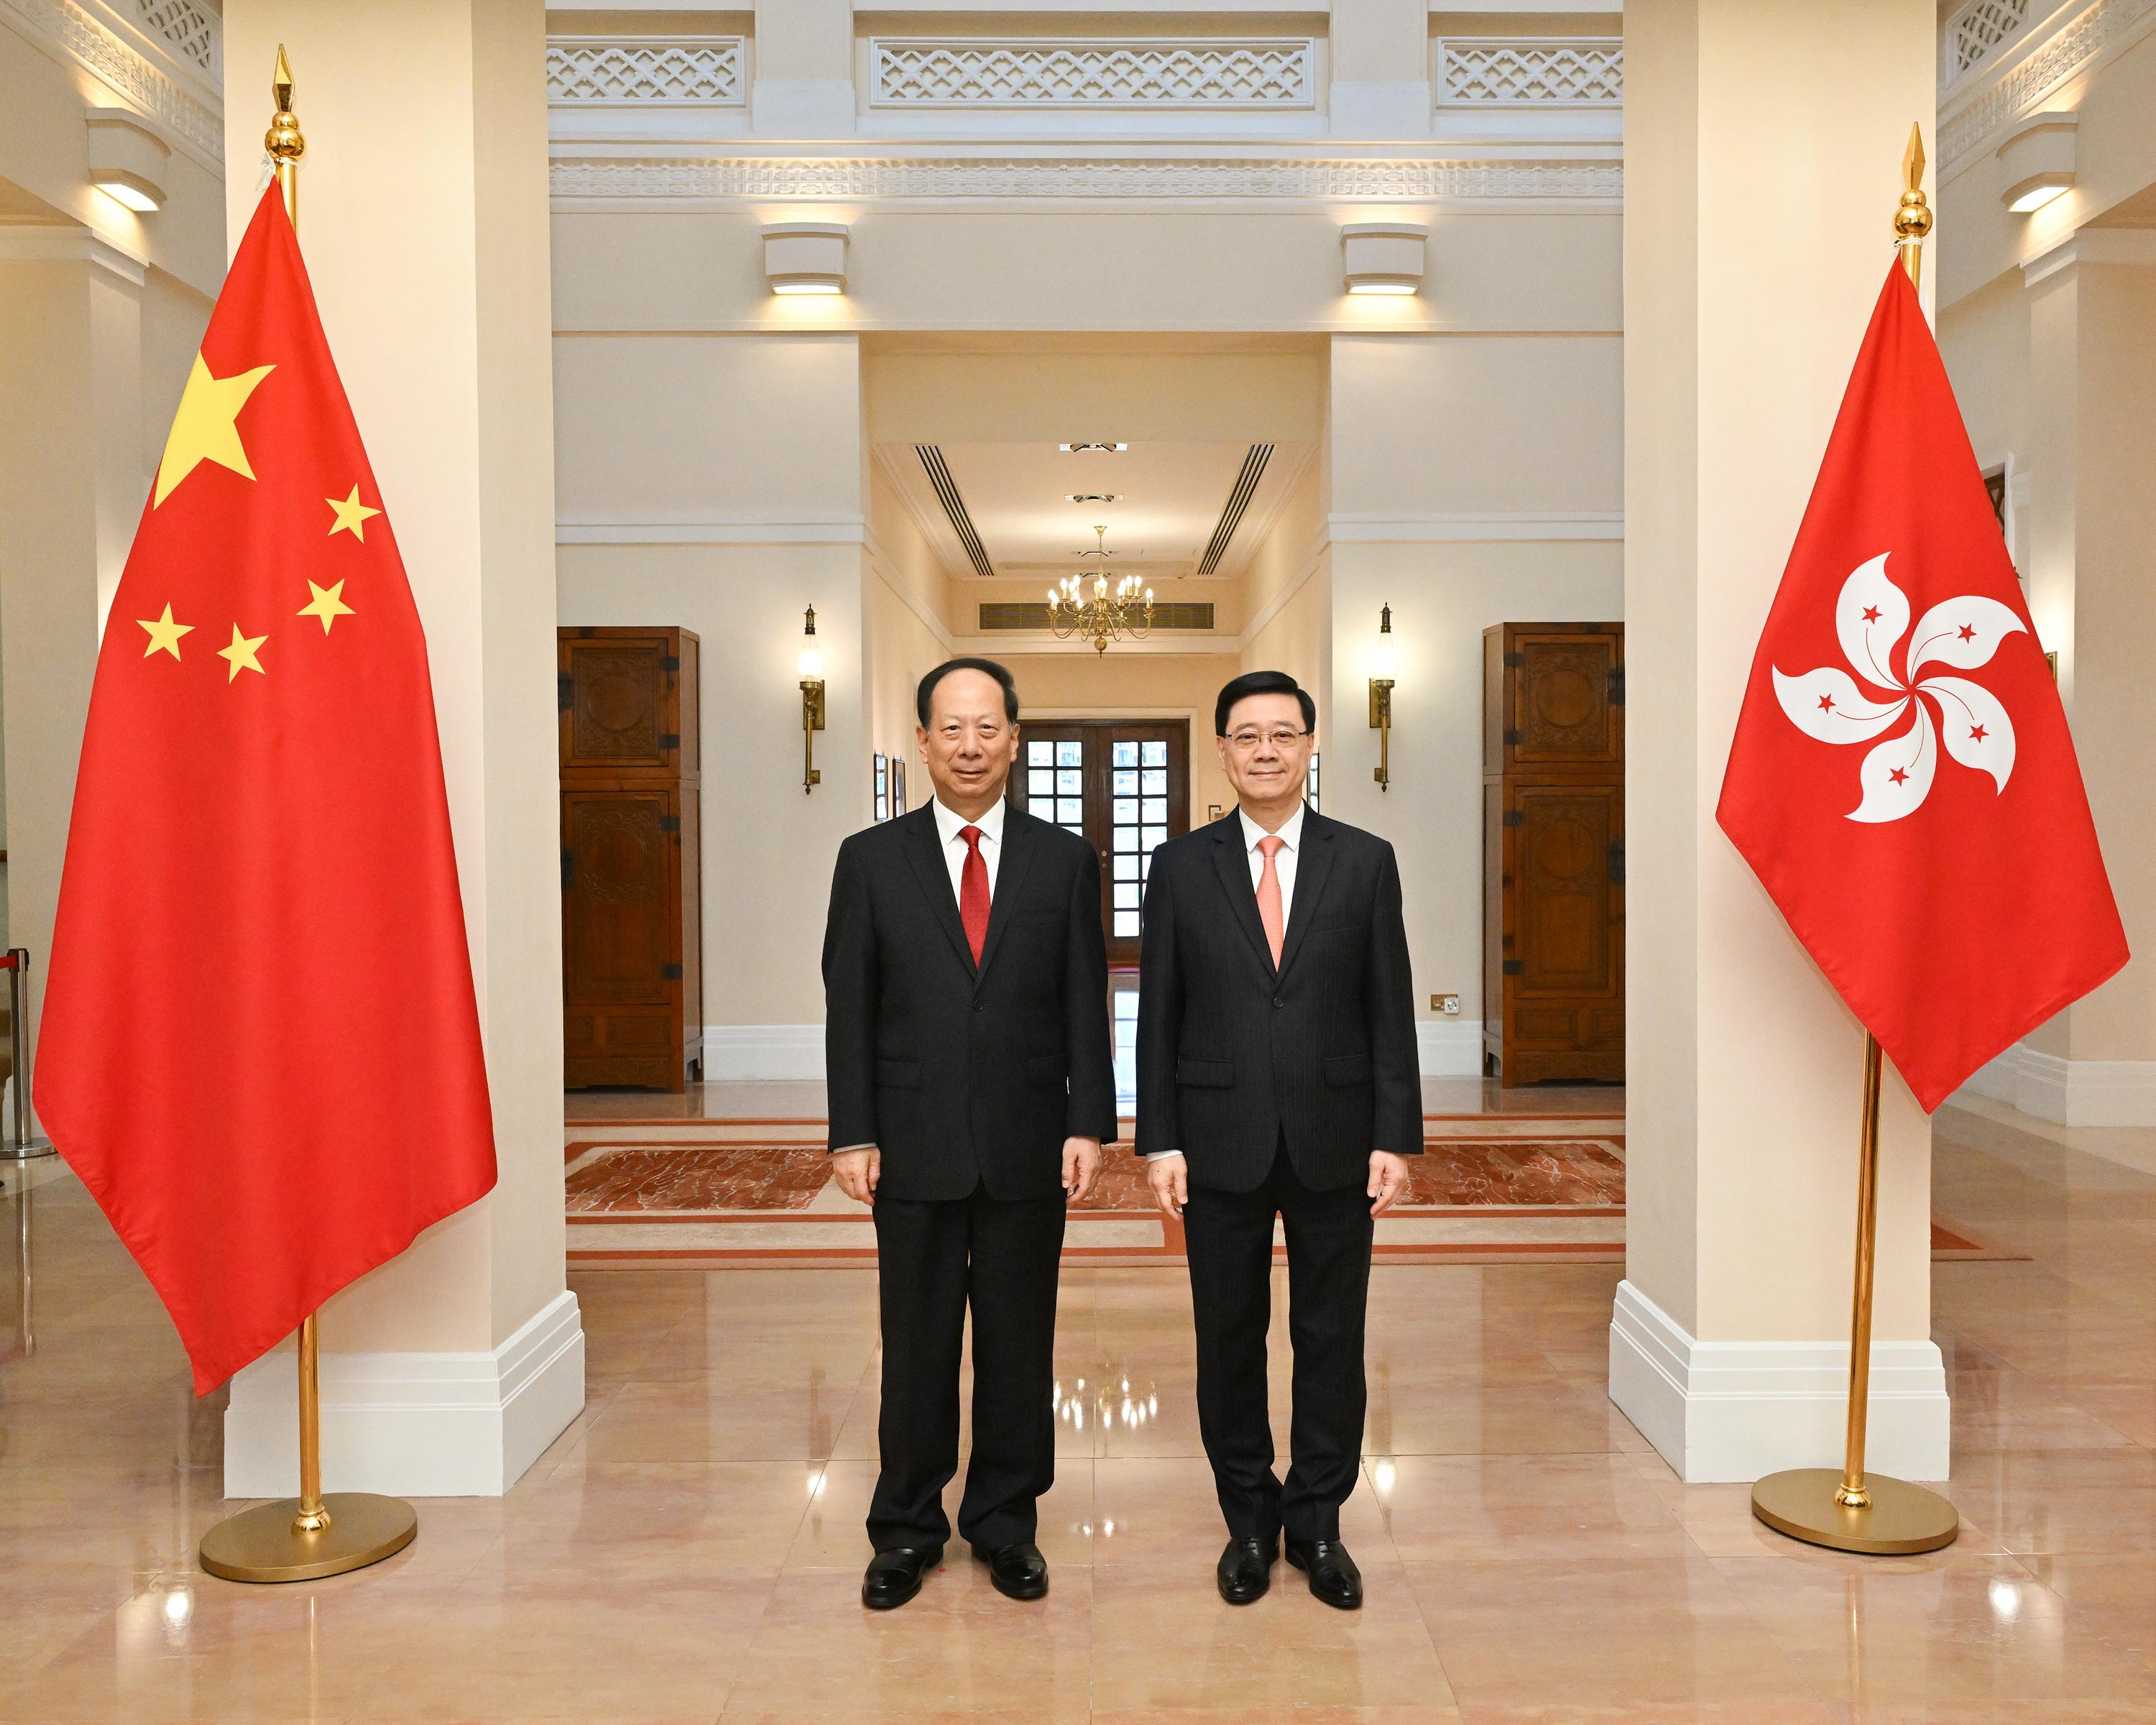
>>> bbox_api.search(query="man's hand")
[1061,1136,1102,1202]
[831,1147,880,1206]
[1368,1151,1409,1217]
[1148,1153,1189,1219]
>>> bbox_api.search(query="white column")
[2009,234,2156,1124]
[218,0,580,1497]
[0,234,144,1129]
[1613,0,1948,1483]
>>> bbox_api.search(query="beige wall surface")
[553,207,1621,337]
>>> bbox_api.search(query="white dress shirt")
[931,795,1005,903]
[1150,801,1309,1162]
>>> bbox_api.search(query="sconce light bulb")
[799,645,823,679]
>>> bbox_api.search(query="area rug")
[561,1115,2023,1269]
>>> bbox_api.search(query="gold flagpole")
[198,50,419,1583]
[1751,126,1959,1558]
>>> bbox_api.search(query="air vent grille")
[1196,443,1273,576]
[980,601,1215,631]
[916,445,995,580]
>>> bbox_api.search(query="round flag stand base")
[199,1493,416,1583]
[1751,1468,1959,1555]
[0,1136,55,1162]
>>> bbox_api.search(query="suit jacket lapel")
[1274,812,1336,981]
[1207,814,1276,974]
[972,806,1041,990]
[900,806,975,973]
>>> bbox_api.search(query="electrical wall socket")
[1432,993,1461,1016]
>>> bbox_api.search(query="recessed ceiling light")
[1067,493,1121,503]
[1059,443,1127,454]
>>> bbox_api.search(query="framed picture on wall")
[874,753,889,822]
[892,758,907,815]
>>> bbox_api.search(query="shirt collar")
[934,796,1005,847]
[1239,801,1307,854]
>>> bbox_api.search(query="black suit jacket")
[823,802,1118,1202]
[1134,807,1420,1192]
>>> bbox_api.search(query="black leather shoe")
[1285,1537,1363,1610]
[971,1540,1049,1600]
[1216,1536,1276,1606]
[862,1545,941,1610]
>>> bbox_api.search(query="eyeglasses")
[1224,728,1311,752]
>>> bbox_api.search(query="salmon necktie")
[959,824,990,965]
[1256,834,1286,970]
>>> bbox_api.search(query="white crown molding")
[224,1290,585,1497]
[2022,226,2156,285]
[1328,510,1625,543]
[1609,1279,1950,1484]
[548,155,1624,205]
[0,221,149,285]
[1940,0,2156,172]
[1,0,223,167]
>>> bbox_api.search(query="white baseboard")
[706,1023,1483,1082]
[1608,1280,1950,1484]
[701,1025,824,1081]
[224,1291,585,1499]
[1416,1018,1485,1077]
[1948,1042,2156,1128]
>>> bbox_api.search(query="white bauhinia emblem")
[1773,553,2025,823]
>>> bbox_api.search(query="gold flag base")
[1751,1468,1958,1555]
[199,1491,416,1583]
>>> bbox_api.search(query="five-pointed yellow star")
[217,624,268,682]
[298,579,355,634]
[326,486,382,541]
[137,603,194,661]
[153,354,275,507]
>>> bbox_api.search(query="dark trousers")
[1181,1144,1374,1546]
[867,1182,1066,1552]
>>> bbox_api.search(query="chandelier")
[1049,525,1154,656]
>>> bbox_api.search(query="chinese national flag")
[1718,262,2127,1113]
[36,186,496,1392]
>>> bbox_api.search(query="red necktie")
[959,824,990,965]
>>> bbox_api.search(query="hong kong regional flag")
[36,185,497,1392]
[1718,260,2126,1112]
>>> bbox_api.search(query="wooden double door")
[1010,719,1189,965]
[559,627,704,1090]
[1482,622,1624,1085]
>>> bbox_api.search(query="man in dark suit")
[823,657,1115,1611]
[1136,669,1420,1611]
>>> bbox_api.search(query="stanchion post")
[2,950,56,1161]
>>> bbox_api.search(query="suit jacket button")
[1272,997,1284,1009]
[974,1002,985,1012]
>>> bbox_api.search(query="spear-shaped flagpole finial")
[267,45,305,225]
[1894,121,1932,288]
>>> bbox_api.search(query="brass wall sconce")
[798,605,826,793]
[1368,604,1396,792]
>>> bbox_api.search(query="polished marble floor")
[4,1095,2155,1722]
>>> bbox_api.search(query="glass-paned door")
[1012,719,1189,965]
